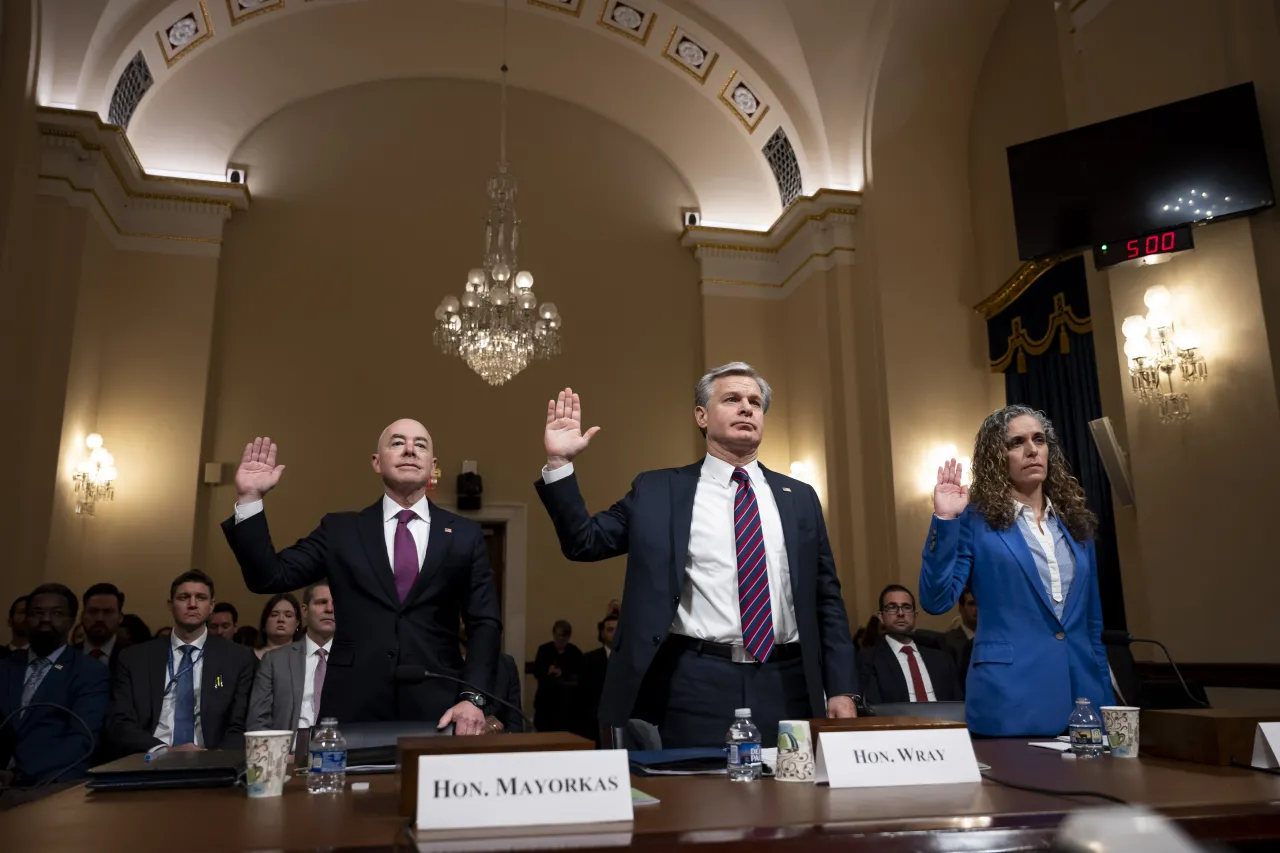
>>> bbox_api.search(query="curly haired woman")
[920,405,1113,736]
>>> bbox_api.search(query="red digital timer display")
[1093,225,1194,269]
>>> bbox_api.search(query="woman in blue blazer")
[919,405,1114,737]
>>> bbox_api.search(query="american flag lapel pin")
[782,487,792,492]
[54,664,64,670]
[444,527,453,533]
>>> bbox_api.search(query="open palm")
[933,458,969,519]
[544,388,600,464]
[235,436,286,501]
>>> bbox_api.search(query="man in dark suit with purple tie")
[534,363,859,748]
[221,420,501,734]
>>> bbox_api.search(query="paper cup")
[245,730,294,797]
[774,720,815,782]
[1100,706,1140,758]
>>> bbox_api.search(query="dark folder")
[86,748,243,791]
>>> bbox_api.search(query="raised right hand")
[933,458,969,520]
[235,437,286,503]
[544,388,600,470]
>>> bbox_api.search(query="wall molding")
[681,188,860,300]
[35,107,249,256]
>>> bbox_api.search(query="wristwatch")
[461,691,488,709]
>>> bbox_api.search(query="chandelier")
[1121,285,1208,422]
[433,0,561,386]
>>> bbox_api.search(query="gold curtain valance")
[989,292,1092,374]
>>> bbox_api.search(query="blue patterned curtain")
[985,255,1126,629]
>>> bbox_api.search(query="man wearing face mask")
[0,583,110,788]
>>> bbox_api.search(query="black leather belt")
[669,634,802,663]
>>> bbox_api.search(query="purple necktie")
[733,468,774,662]
[312,648,327,718]
[393,509,420,602]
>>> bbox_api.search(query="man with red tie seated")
[857,585,963,706]
[221,421,501,734]
[534,363,859,749]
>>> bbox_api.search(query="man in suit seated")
[858,584,963,705]
[209,603,239,641]
[1,595,30,660]
[0,584,109,790]
[80,583,125,670]
[942,586,977,679]
[108,570,256,756]
[456,619,523,733]
[248,581,335,732]
[574,614,616,744]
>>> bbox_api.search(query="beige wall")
[198,79,701,661]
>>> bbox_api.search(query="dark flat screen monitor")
[1007,82,1274,260]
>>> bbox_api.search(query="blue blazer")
[535,463,857,727]
[919,506,1114,737]
[0,646,110,784]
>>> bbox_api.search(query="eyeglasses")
[880,604,915,615]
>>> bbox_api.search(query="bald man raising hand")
[221,421,501,734]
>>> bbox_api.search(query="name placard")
[416,749,633,831]
[814,727,981,788]
[1252,721,1280,769]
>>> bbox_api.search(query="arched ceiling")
[38,0,896,229]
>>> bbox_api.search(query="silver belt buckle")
[730,645,756,664]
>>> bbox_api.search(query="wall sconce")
[73,433,117,515]
[920,444,972,494]
[1121,285,1208,422]
[789,461,815,483]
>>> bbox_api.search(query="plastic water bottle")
[308,717,347,793]
[1068,698,1104,759]
[726,708,762,782]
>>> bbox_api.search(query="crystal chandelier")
[433,0,561,386]
[1122,285,1208,422]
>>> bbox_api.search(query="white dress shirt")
[298,635,333,729]
[235,494,431,577]
[83,634,116,663]
[884,635,937,702]
[153,627,208,748]
[543,455,798,647]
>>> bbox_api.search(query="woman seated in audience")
[116,613,153,648]
[920,405,1112,737]
[255,592,301,660]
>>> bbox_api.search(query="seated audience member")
[943,586,977,677]
[575,614,616,744]
[255,593,301,660]
[532,620,582,733]
[155,626,173,640]
[117,614,153,648]
[857,584,963,705]
[248,582,335,732]
[107,570,255,756]
[0,584,109,787]
[233,626,258,647]
[457,619,522,733]
[859,614,883,650]
[209,603,238,641]
[81,583,125,669]
[1,596,29,659]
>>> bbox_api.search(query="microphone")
[1101,630,1209,708]
[393,666,537,733]
[0,700,99,786]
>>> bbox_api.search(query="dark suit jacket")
[0,647,110,784]
[857,638,964,705]
[532,641,583,732]
[493,653,523,733]
[575,647,610,744]
[942,626,973,681]
[534,463,857,728]
[221,499,502,723]
[107,634,256,756]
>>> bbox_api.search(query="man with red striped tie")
[535,363,858,748]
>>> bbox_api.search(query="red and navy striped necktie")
[733,468,774,662]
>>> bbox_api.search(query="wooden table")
[4,740,1280,852]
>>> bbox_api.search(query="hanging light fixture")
[433,0,561,386]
